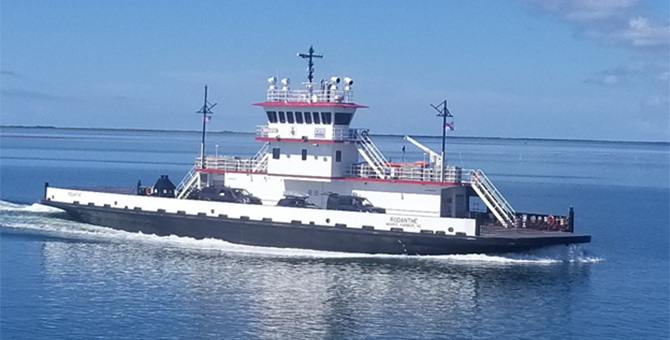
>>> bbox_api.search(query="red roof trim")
[253,101,368,108]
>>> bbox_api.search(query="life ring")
[146,186,153,196]
[547,215,555,226]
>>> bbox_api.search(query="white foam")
[1,200,603,263]
[0,200,63,213]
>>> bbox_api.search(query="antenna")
[197,85,217,169]
[430,100,453,182]
[297,45,323,84]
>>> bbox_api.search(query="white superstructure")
[175,52,516,227]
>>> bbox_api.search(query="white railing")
[198,156,268,173]
[348,163,469,183]
[176,166,199,199]
[251,143,270,172]
[266,88,354,103]
[354,130,391,179]
[470,169,516,228]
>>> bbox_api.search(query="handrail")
[470,169,516,227]
[266,88,354,103]
[176,166,199,199]
[348,164,467,183]
[355,130,391,179]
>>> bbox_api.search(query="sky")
[1,0,669,142]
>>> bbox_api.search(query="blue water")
[1,127,668,339]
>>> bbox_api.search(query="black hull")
[41,201,591,255]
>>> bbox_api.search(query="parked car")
[326,193,385,213]
[197,186,262,204]
[276,191,319,208]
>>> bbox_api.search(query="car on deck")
[276,191,319,208]
[197,186,262,204]
[326,193,385,213]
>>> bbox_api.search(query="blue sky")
[2,0,668,141]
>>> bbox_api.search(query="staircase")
[251,142,270,172]
[354,130,391,179]
[176,166,200,199]
[470,169,516,228]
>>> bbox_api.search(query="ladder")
[175,166,200,199]
[470,169,516,228]
[355,130,391,179]
[251,142,270,172]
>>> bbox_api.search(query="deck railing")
[198,156,268,173]
[347,163,472,183]
[266,88,354,103]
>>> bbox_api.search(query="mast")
[431,100,453,182]
[297,45,323,84]
[197,85,217,169]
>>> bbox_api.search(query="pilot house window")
[301,149,307,161]
[287,111,295,124]
[321,112,332,125]
[312,112,321,124]
[267,111,278,123]
[334,112,353,125]
[278,111,286,123]
[295,111,304,124]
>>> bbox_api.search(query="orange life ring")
[146,186,153,195]
[547,215,555,226]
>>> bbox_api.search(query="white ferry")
[41,47,591,255]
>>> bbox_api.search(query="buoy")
[146,186,153,196]
[547,215,556,227]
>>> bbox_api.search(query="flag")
[445,122,454,131]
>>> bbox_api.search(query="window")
[321,112,332,125]
[272,148,280,159]
[267,111,278,123]
[304,112,312,124]
[295,111,304,124]
[335,150,342,162]
[287,111,295,124]
[313,112,321,124]
[278,111,286,123]
[301,149,307,160]
[334,112,353,125]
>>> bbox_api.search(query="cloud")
[1,70,22,78]
[1,88,76,102]
[524,0,669,51]
[584,56,669,86]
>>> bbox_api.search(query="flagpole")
[197,85,217,171]
[431,100,452,182]
[200,86,208,169]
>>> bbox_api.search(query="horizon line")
[1,124,668,145]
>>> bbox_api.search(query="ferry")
[40,47,591,255]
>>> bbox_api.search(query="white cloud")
[524,0,669,50]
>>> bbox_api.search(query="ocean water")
[1,127,668,340]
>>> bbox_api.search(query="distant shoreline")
[1,125,668,145]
